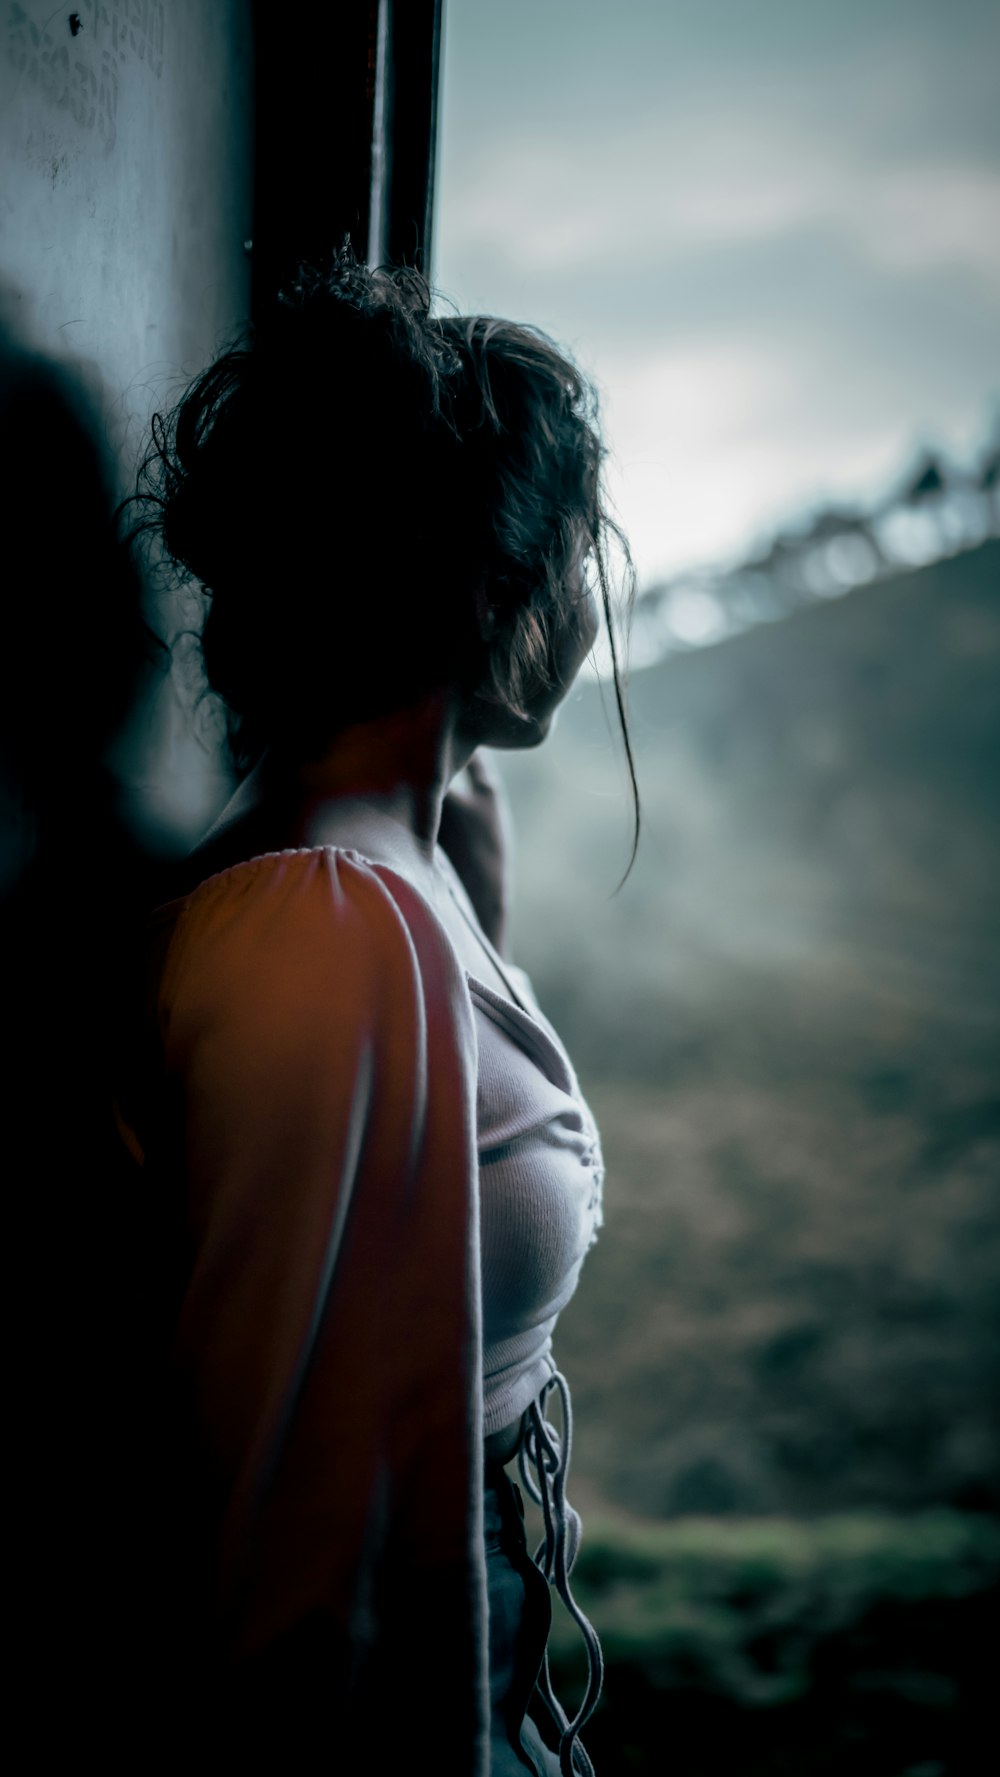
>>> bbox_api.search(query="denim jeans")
[484,1465,564,1776]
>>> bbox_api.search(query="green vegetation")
[548,1510,1000,1774]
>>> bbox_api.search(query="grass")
[544,1509,1000,1775]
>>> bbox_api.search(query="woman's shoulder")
[153,841,447,959]
[151,845,474,1054]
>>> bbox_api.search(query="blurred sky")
[435,0,1000,586]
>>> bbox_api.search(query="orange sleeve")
[157,848,488,1765]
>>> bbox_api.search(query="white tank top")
[434,848,606,1773]
[433,849,605,1437]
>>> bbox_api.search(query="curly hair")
[122,246,639,867]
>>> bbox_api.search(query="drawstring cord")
[518,1370,603,1777]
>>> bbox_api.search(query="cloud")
[852,165,1000,284]
[596,341,816,578]
[595,327,992,583]
[440,112,1000,293]
[435,32,1000,583]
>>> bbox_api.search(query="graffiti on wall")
[5,1,165,151]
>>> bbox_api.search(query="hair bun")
[121,241,633,814]
[275,244,433,329]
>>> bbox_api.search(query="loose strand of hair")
[596,535,641,891]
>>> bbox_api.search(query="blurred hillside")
[497,539,1000,1521]
[627,432,999,663]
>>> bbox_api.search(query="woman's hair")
[123,245,639,870]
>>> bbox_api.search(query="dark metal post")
[250,1,445,314]
[250,1,381,312]
[369,0,445,277]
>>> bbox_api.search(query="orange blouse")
[138,844,489,1766]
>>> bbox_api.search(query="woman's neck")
[265,689,475,858]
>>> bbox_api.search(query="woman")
[118,250,637,1774]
